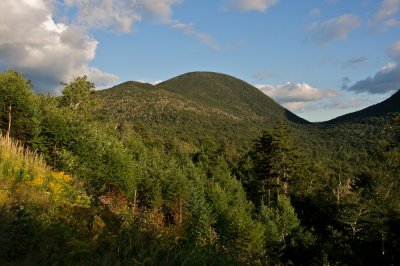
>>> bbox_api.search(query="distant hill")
[157,72,308,124]
[327,89,400,123]
[92,72,308,150]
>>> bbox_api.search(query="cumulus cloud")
[0,0,220,91]
[341,56,366,69]
[369,0,400,32]
[64,0,182,32]
[0,0,118,92]
[308,14,361,45]
[222,0,278,12]
[256,82,337,111]
[347,41,400,94]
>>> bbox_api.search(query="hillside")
[157,72,308,124]
[93,72,308,151]
[2,69,400,265]
[327,89,400,124]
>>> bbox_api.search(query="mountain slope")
[92,72,308,151]
[157,72,308,124]
[327,89,400,123]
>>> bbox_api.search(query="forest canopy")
[1,70,400,265]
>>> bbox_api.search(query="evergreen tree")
[239,122,300,207]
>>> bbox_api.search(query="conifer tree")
[242,122,299,207]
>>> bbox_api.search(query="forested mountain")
[99,71,307,123]
[158,72,308,124]
[1,70,400,265]
[93,72,308,154]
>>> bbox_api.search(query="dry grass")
[0,134,90,208]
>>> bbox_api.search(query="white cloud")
[65,0,219,50]
[171,22,220,51]
[369,0,400,32]
[151,80,163,85]
[308,14,361,45]
[223,0,277,12]
[137,79,163,85]
[64,0,183,32]
[256,82,337,111]
[137,0,182,22]
[0,0,118,92]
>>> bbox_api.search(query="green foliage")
[185,173,215,245]
[1,70,400,265]
[238,122,302,208]
[158,71,307,124]
[0,70,39,143]
[260,195,301,263]
[92,73,309,155]
[61,75,94,111]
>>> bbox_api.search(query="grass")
[0,134,89,208]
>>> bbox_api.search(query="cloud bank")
[256,82,337,111]
[347,41,400,94]
[347,63,400,94]
[0,0,220,92]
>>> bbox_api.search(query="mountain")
[92,72,308,150]
[327,89,400,123]
[157,72,307,124]
[96,71,307,124]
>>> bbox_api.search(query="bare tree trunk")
[381,223,385,258]
[178,195,183,225]
[133,189,137,213]
[6,104,11,142]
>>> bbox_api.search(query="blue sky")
[1,0,400,121]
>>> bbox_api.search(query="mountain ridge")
[103,71,308,124]
[98,72,400,126]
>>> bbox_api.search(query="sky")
[1,0,400,122]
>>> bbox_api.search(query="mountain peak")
[157,71,308,124]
